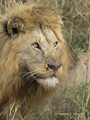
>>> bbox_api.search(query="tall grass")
[34,82,90,120]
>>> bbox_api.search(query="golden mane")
[0,3,78,119]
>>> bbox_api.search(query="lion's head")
[0,4,71,90]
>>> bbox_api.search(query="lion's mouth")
[20,65,59,88]
[37,75,59,88]
[36,74,55,79]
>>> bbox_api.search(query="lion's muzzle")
[47,63,62,71]
[46,57,62,71]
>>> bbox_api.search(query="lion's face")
[0,5,69,89]
[20,27,62,88]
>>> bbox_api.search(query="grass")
[0,0,90,120]
[32,81,90,120]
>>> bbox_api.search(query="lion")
[0,2,90,120]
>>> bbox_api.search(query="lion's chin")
[37,76,59,89]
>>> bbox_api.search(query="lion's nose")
[47,63,62,71]
[46,57,62,71]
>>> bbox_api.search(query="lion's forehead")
[42,27,57,41]
[29,28,58,45]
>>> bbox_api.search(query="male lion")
[0,3,90,120]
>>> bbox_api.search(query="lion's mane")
[0,3,78,119]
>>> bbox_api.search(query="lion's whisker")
[28,74,40,85]
[25,74,37,85]
[29,79,34,85]
[23,68,47,78]
[23,71,35,78]
[23,70,38,78]
[29,73,37,78]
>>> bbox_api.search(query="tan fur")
[0,3,84,120]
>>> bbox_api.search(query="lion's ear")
[7,17,24,36]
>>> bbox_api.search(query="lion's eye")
[32,43,41,49]
[54,41,58,47]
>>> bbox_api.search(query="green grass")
[33,81,90,120]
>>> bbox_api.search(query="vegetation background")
[0,0,90,120]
